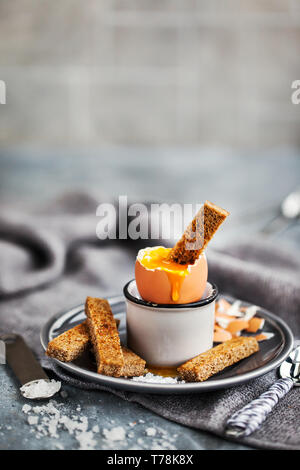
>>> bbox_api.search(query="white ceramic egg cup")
[124,279,218,367]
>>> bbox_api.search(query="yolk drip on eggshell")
[135,246,208,304]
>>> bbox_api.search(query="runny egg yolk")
[139,247,189,302]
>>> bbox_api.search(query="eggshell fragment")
[247,317,265,333]
[215,311,235,329]
[227,301,245,317]
[240,305,259,321]
[226,319,249,335]
[255,332,274,342]
[216,298,232,314]
[213,325,232,343]
[214,312,233,329]
[214,297,269,344]
[232,331,241,337]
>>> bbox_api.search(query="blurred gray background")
[1,0,300,149]
[1,2,300,451]
[0,0,300,244]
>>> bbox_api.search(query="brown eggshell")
[135,252,208,304]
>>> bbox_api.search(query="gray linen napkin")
[0,193,299,450]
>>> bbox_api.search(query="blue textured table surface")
[0,366,251,450]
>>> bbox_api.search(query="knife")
[1,334,61,399]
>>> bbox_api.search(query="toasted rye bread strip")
[121,347,146,377]
[46,322,145,376]
[168,200,229,265]
[45,318,120,363]
[177,337,259,382]
[46,320,90,362]
[85,297,124,377]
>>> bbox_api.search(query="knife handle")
[225,378,294,437]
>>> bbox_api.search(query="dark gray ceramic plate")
[41,294,293,394]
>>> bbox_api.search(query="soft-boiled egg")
[135,246,208,304]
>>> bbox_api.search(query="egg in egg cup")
[125,201,229,367]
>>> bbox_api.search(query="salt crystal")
[131,373,184,384]
[161,440,176,450]
[92,425,99,433]
[152,440,176,450]
[47,416,59,438]
[22,399,97,450]
[20,379,61,399]
[145,427,156,437]
[103,426,126,442]
[75,430,97,450]
[22,404,32,414]
[28,416,38,425]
